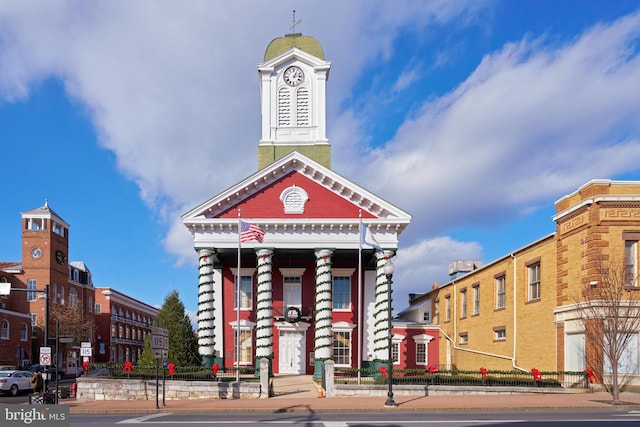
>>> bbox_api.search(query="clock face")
[55,250,66,265]
[31,247,42,259]
[284,66,304,86]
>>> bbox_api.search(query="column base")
[254,357,273,377]
[201,355,223,369]
[313,360,325,380]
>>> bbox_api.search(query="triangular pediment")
[182,152,411,250]
[183,151,409,222]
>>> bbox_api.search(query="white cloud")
[2,3,640,307]
[391,236,483,308]
[356,11,640,242]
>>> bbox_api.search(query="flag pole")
[236,209,241,383]
[357,210,363,385]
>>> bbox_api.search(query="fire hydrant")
[71,381,77,398]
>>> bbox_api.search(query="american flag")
[240,221,265,243]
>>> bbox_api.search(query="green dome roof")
[264,33,324,62]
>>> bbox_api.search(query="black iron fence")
[83,363,259,382]
[334,368,590,389]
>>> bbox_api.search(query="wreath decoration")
[285,306,302,323]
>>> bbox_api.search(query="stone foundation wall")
[335,384,592,397]
[76,378,262,400]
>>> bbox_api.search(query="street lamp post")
[383,259,396,407]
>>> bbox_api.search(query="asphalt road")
[68,408,640,426]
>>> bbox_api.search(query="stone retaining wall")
[76,377,262,400]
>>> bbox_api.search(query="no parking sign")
[39,346,52,365]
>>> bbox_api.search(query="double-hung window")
[527,261,541,301]
[332,276,351,310]
[472,284,480,315]
[233,270,254,310]
[27,279,37,301]
[625,240,638,287]
[495,274,506,309]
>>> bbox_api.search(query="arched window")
[69,288,78,309]
[1,320,9,339]
[20,323,28,341]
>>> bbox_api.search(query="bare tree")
[574,258,640,403]
[50,302,95,344]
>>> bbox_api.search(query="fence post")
[324,360,335,398]
[259,358,269,399]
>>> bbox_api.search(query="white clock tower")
[257,33,332,169]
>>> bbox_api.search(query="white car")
[0,370,34,396]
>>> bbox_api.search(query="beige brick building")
[413,180,640,375]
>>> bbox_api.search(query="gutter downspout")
[439,327,514,361]
[512,253,526,372]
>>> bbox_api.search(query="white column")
[373,251,395,361]
[314,249,334,361]
[255,249,273,359]
[197,250,216,360]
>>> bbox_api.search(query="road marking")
[117,413,173,424]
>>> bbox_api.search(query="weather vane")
[290,9,302,33]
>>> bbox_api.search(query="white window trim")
[332,269,355,312]
[392,334,405,366]
[1,320,9,339]
[412,334,434,366]
[229,320,256,366]
[231,268,256,311]
[332,321,356,368]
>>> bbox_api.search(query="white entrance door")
[279,330,305,374]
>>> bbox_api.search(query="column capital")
[375,250,396,261]
[314,248,334,258]
[256,248,273,257]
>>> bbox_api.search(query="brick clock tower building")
[182,33,412,376]
[14,201,96,373]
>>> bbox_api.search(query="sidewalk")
[66,375,640,414]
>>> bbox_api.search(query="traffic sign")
[152,349,168,360]
[152,327,169,350]
[80,347,92,357]
[40,353,51,365]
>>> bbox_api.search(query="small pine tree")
[139,290,200,367]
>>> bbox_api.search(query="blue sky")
[1,1,640,316]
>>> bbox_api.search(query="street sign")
[40,353,51,365]
[152,349,168,360]
[40,346,51,354]
[152,327,169,350]
[59,336,73,343]
[81,342,91,348]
